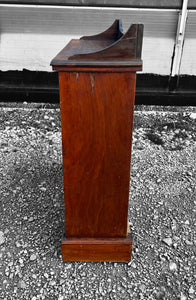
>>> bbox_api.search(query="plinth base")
[61,233,132,262]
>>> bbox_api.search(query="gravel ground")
[0,104,196,300]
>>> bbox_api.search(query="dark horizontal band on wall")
[1,0,196,9]
[0,70,196,106]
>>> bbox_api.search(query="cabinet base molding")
[61,233,132,262]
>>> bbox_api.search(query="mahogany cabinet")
[51,20,143,261]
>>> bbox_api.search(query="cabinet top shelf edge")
[51,20,143,68]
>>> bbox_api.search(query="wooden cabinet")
[51,20,143,261]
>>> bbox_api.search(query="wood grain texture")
[52,20,142,260]
[53,65,142,72]
[80,19,123,41]
[59,71,136,238]
[61,233,133,262]
[51,22,143,68]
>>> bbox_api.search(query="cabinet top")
[51,20,143,72]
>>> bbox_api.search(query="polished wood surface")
[51,20,143,261]
[61,233,132,262]
[51,20,143,69]
[80,19,123,41]
[59,71,136,238]
[52,65,142,73]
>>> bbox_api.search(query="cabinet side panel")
[59,71,136,238]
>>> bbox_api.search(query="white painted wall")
[0,33,79,71]
[1,4,194,75]
[179,10,196,75]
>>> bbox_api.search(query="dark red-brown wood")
[61,233,133,262]
[51,20,143,261]
[59,71,136,238]
[51,21,143,69]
